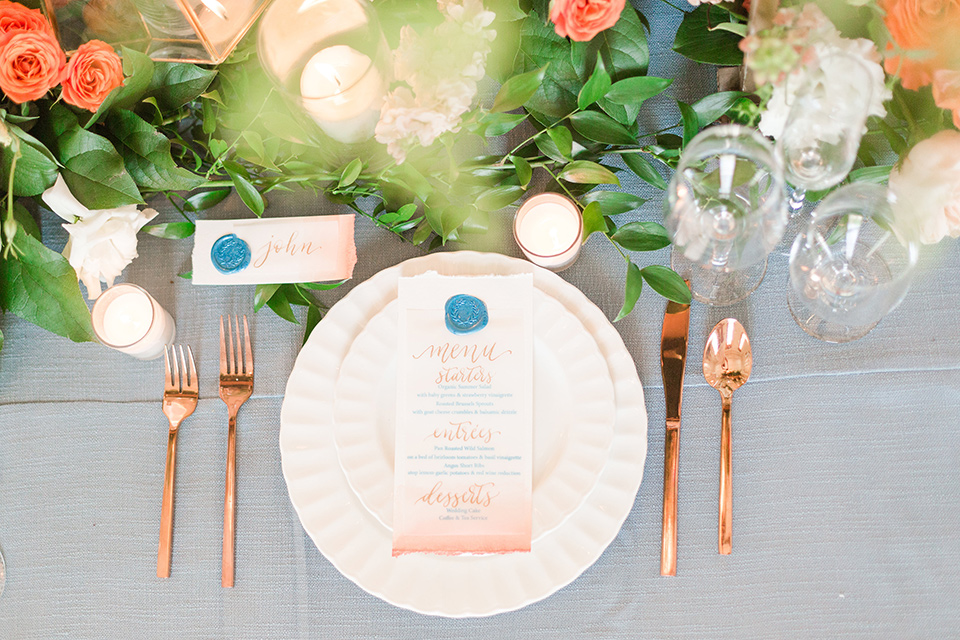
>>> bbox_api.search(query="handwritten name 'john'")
[253,231,320,268]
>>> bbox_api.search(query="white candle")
[91,284,176,360]
[513,193,583,271]
[300,45,384,144]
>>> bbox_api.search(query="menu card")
[392,272,534,556]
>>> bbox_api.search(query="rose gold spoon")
[703,318,752,555]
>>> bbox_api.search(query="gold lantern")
[41,0,271,63]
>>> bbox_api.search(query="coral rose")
[933,69,960,129]
[549,0,625,42]
[882,0,960,90]
[0,0,53,37]
[0,29,65,103]
[888,130,960,245]
[61,40,123,112]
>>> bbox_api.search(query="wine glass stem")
[789,187,807,214]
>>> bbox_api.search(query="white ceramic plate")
[333,290,616,540]
[280,251,647,617]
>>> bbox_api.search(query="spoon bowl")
[702,318,752,555]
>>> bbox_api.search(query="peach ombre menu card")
[392,272,534,556]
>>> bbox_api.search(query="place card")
[191,215,357,285]
[392,272,534,556]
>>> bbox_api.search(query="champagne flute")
[787,183,918,343]
[777,52,875,249]
[666,125,787,306]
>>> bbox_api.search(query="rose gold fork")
[219,315,253,588]
[158,344,198,579]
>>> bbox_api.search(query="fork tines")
[164,344,198,394]
[219,315,253,377]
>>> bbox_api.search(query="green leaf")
[876,119,907,155]
[605,76,673,108]
[517,17,581,119]
[547,125,573,159]
[558,160,619,186]
[178,270,192,279]
[303,304,322,345]
[581,201,605,242]
[300,280,346,291]
[580,190,646,215]
[85,47,155,127]
[143,221,195,239]
[611,221,671,251]
[266,286,298,323]
[678,101,699,146]
[479,112,527,137]
[338,158,363,188]
[476,185,524,211]
[535,132,568,163]
[674,5,744,66]
[0,122,59,197]
[622,153,668,190]
[184,188,230,211]
[13,202,40,240]
[150,62,218,111]
[569,110,637,146]
[226,166,264,216]
[106,110,204,192]
[710,22,748,37]
[441,205,476,238]
[0,227,96,342]
[412,219,433,245]
[513,155,532,187]
[692,91,747,128]
[615,261,642,321]
[43,104,143,209]
[254,283,281,312]
[849,165,893,184]
[578,58,611,110]
[640,265,691,303]
[587,4,649,79]
[491,65,548,113]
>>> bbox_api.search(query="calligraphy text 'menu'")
[413,342,511,364]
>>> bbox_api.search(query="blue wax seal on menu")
[445,294,488,335]
[211,234,251,274]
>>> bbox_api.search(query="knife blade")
[660,289,690,577]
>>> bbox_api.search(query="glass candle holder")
[257,0,388,144]
[91,284,176,360]
[513,193,583,272]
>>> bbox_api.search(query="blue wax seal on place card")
[445,294,488,335]
[211,234,251,274]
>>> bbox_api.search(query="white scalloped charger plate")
[333,290,615,540]
[280,251,647,618]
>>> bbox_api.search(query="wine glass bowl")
[787,183,918,342]
[667,125,787,305]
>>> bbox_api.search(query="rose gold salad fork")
[219,315,253,588]
[158,344,198,579]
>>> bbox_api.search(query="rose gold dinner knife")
[660,286,690,576]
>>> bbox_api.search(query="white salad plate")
[280,251,647,617]
[333,289,616,540]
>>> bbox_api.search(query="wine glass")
[787,183,919,343]
[666,125,787,306]
[777,52,875,249]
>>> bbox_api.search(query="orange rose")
[0,29,65,103]
[549,0,625,42]
[61,39,123,112]
[882,0,960,90]
[933,69,960,128]
[0,0,54,37]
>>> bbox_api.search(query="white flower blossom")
[758,10,890,141]
[376,0,496,163]
[41,175,157,299]
[888,131,960,245]
[686,0,722,5]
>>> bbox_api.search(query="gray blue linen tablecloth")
[2,2,960,637]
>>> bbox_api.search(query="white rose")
[41,175,157,298]
[888,131,960,245]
